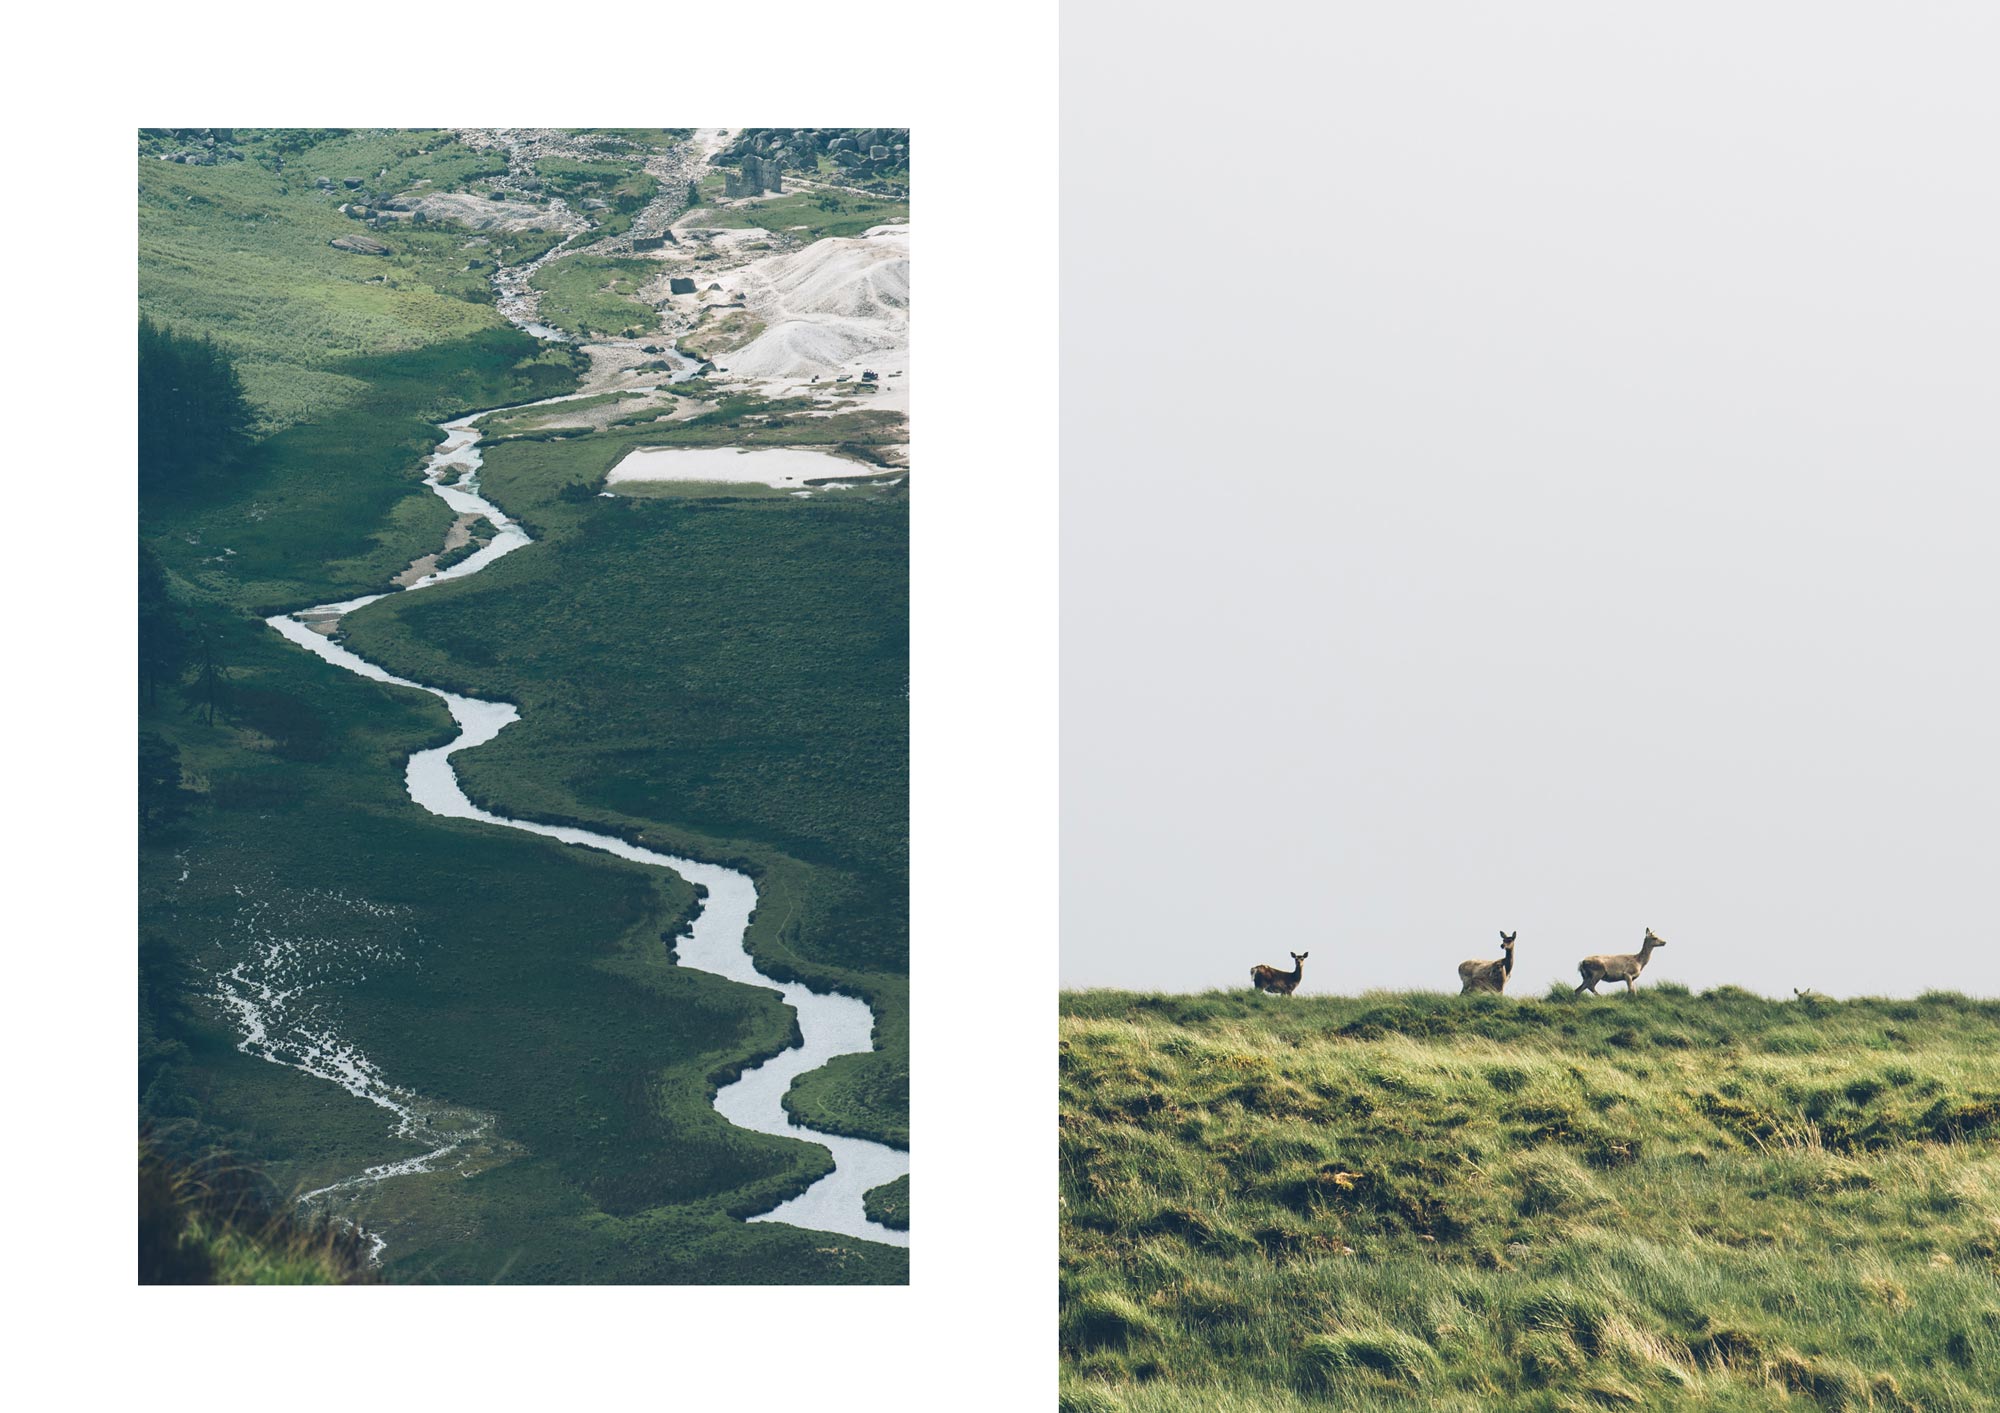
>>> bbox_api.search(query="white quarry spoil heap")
[718,223,909,380]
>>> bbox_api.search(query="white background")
[9,3,1056,1406]
[1063,2,1999,998]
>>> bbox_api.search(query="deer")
[1250,951,1308,996]
[1575,928,1666,995]
[1459,931,1517,994]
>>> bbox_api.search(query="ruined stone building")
[722,153,784,199]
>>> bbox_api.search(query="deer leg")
[1626,978,1636,994]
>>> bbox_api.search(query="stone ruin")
[708,129,912,196]
[723,153,784,199]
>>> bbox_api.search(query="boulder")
[870,145,890,160]
[330,234,392,256]
[668,277,698,295]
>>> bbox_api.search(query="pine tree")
[186,628,229,726]
[138,316,253,492]
[138,543,188,706]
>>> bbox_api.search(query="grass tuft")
[1296,1329,1440,1390]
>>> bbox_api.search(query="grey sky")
[1061,4,1999,997]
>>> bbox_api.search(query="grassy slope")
[694,174,910,242]
[338,403,910,1151]
[140,130,906,1283]
[140,130,583,611]
[1060,987,2000,1412]
[529,254,662,339]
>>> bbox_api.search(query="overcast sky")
[1061,4,1999,997]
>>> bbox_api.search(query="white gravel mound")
[719,225,909,378]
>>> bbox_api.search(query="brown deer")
[1575,929,1667,995]
[1459,931,1517,994]
[1250,951,1308,995]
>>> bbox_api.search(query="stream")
[246,206,909,1252]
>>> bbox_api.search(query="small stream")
[248,219,909,1251]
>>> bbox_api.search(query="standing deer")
[1250,951,1308,996]
[1575,929,1667,995]
[1459,931,1517,994]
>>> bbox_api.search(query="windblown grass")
[139,1139,376,1285]
[1060,987,2000,1410]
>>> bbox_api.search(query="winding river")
[247,231,909,1252]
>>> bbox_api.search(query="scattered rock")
[330,234,392,256]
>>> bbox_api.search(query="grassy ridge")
[1060,988,2000,1411]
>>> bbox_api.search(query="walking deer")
[1250,951,1308,996]
[1575,929,1666,995]
[1459,931,1517,994]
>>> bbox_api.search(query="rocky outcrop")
[330,235,392,256]
[716,128,911,190]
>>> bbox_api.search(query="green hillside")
[1060,988,2000,1411]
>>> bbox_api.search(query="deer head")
[1500,931,1517,951]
